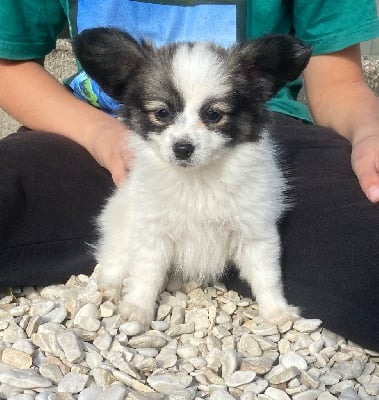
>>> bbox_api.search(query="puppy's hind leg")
[235,231,299,325]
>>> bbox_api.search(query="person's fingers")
[352,147,379,202]
[111,155,128,187]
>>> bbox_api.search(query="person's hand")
[87,118,133,186]
[351,134,379,202]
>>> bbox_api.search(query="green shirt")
[0,0,378,122]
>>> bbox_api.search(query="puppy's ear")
[232,35,312,100]
[73,28,146,101]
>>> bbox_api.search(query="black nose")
[173,141,195,160]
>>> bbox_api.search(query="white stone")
[332,359,365,380]
[3,321,27,343]
[56,329,83,363]
[308,339,325,355]
[26,316,42,337]
[42,306,68,323]
[157,349,178,369]
[177,344,199,359]
[160,294,186,308]
[171,305,185,324]
[78,386,103,400]
[96,384,128,400]
[240,356,273,375]
[112,369,155,392]
[11,339,35,355]
[209,390,236,400]
[237,334,262,357]
[281,351,308,370]
[147,373,193,394]
[166,387,197,400]
[363,383,379,396]
[319,371,342,386]
[240,392,256,400]
[39,363,64,384]
[9,304,30,317]
[251,323,278,336]
[129,333,168,348]
[151,320,170,331]
[268,367,300,384]
[30,301,55,316]
[157,304,172,320]
[120,320,145,336]
[292,389,321,400]
[221,302,237,315]
[293,319,322,333]
[136,347,159,357]
[278,338,291,354]
[329,380,355,395]
[93,331,112,351]
[74,315,100,332]
[221,349,239,378]
[264,387,291,400]
[1,347,32,369]
[224,371,256,387]
[91,367,116,387]
[101,314,122,330]
[77,280,102,305]
[243,378,268,395]
[99,301,115,318]
[57,372,89,393]
[338,388,360,400]
[35,393,54,400]
[106,351,140,378]
[166,323,195,336]
[9,394,35,400]
[317,393,338,400]
[0,369,52,389]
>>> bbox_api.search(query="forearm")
[307,79,379,145]
[0,59,122,151]
[303,45,379,202]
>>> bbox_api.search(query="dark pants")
[1,113,378,350]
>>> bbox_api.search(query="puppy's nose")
[173,141,195,160]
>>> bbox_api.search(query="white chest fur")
[98,132,285,283]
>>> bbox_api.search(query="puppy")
[74,28,311,327]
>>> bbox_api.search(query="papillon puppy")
[74,28,311,327]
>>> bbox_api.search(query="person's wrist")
[83,115,125,159]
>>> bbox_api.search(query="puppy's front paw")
[95,267,122,303]
[101,287,121,303]
[118,301,155,329]
[97,282,121,303]
[261,305,300,326]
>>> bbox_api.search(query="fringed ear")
[231,35,312,101]
[73,28,147,101]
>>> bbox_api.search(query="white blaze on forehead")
[171,43,230,110]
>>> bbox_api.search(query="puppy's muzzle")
[173,141,195,161]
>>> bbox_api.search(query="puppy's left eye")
[202,109,223,124]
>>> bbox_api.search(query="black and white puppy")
[74,28,311,327]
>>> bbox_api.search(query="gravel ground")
[0,268,378,400]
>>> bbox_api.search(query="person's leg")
[0,129,114,288]
[224,113,379,351]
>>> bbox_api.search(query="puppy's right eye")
[154,108,173,123]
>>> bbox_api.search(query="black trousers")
[1,113,378,350]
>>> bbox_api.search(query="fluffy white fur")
[91,40,301,327]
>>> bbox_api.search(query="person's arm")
[0,59,131,185]
[303,44,379,202]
